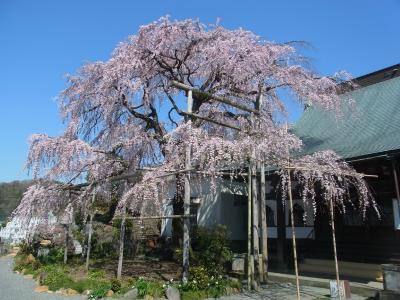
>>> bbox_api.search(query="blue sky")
[1,0,399,182]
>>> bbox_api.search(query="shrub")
[110,278,122,292]
[191,225,233,275]
[188,266,209,290]
[133,277,164,298]
[88,283,111,300]
[38,248,64,265]
[88,269,106,280]
[40,265,75,291]
[18,242,34,255]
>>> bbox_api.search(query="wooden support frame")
[259,162,269,282]
[170,81,260,115]
[287,169,301,300]
[181,111,241,131]
[328,191,341,300]
[182,89,193,283]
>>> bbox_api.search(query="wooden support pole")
[182,89,193,283]
[181,111,241,131]
[328,191,341,300]
[85,191,96,271]
[63,224,69,264]
[260,162,269,282]
[117,203,126,279]
[251,158,261,289]
[85,213,93,270]
[247,163,253,289]
[170,81,260,115]
[287,170,301,300]
[116,214,197,221]
[392,159,400,208]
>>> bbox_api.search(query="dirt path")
[0,256,85,300]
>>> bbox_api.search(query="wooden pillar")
[260,162,269,282]
[63,224,69,264]
[182,90,193,283]
[251,158,261,289]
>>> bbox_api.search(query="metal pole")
[287,169,301,300]
[182,90,193,283]
[328,191,341,300]
[260,162,269,282]
[247,163,253,289]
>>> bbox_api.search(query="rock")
[21,268,27,274]
[231,257,245,272]
[144,295,154,300]
[106,290,114,297]
[166,286,180,300]
[84,289,92,295]
[26,254,36,264]
[39,239,52,247]
[55,288,65,294]
[34,285,49,293]
[65,288,79,295]
[37,248,50,257]
[123,288,139,299]
[23,274,34,279]
[39,272,48,284]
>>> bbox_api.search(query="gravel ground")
[208,282,368,300]
[0,256,85,300]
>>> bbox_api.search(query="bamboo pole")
[247,163,253,289]
[63,224,69,264]
[85,213,93,270]
[182,89,193,283]
[85,191,96,271]
[329,191,341,300]
[117,202,126,279]
[251,157,261,289]
[260,162,269,282]
[287,169,301,300]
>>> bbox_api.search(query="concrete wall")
[161,178,315,240]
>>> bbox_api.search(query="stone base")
[379,290,400,300]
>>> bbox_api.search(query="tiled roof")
[293,75,400,159]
